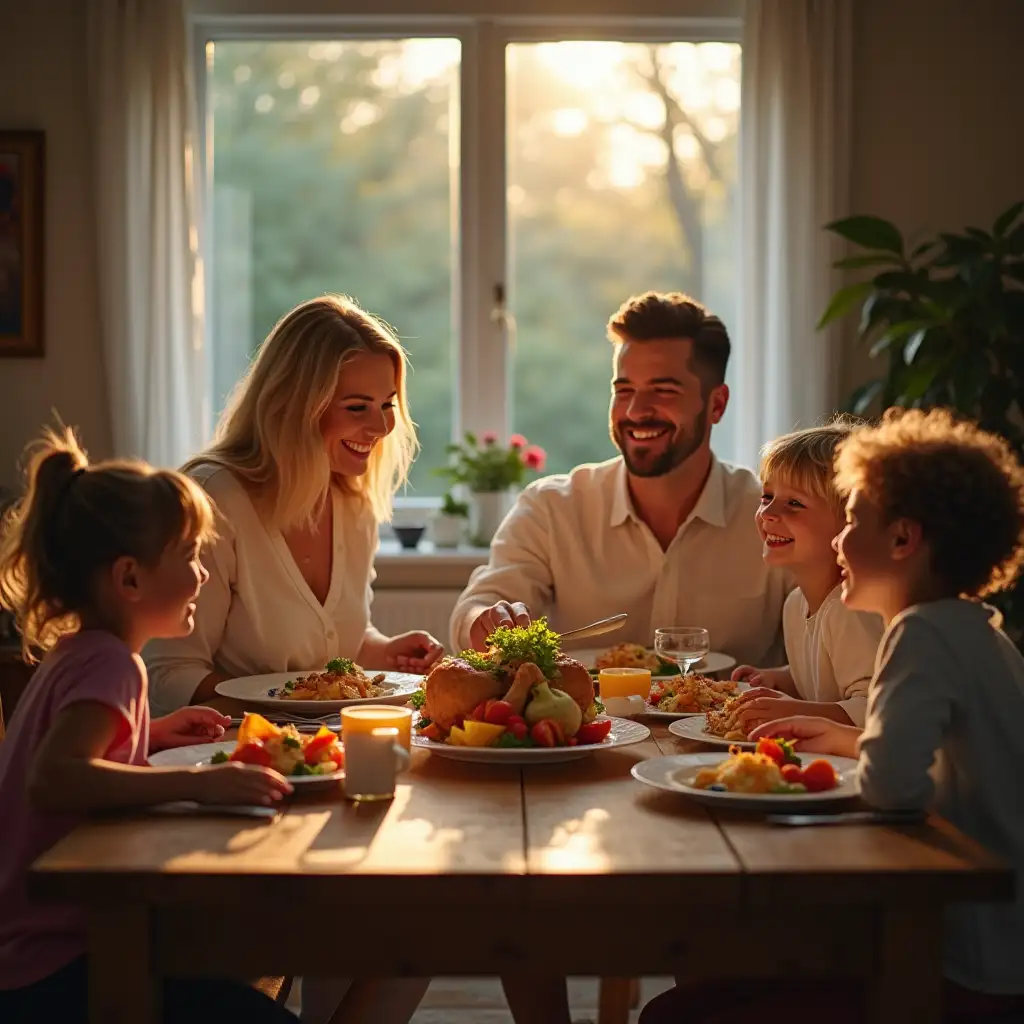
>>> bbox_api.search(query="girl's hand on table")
[749,715,861,758]
[150,707,231,752]
[384,631,445,672]
[195,762,293,806]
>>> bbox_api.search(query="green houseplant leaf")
[825,215,904,254]
[820,199,1024,645]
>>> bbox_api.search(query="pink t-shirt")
[0,630,150,989]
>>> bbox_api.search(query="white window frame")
[190,12,742,514]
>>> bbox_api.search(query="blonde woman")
[146,294,443,715]
[145,294,443,1024]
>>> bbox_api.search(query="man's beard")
[613,404,708,478]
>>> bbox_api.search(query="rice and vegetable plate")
[688,738,839,795]
[269,657,389,702]
[648,674,736,714]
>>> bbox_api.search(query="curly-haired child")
[644,408,1024,1023]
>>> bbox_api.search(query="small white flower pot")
[428,512,466,548]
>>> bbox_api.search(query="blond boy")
[730,421,884,734]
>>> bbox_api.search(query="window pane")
[506,41,741,472]
[207,39,460,495]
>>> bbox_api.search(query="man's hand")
[469,601,532,651]
[150,707,231,752]
[748,715,861,758]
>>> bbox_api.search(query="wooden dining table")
[29,706,1012,1024]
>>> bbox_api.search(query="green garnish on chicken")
[325,657,355,675]
[459,618,561,679]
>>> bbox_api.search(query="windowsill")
[374,539,490,589]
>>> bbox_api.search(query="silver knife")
[767,809,926,827]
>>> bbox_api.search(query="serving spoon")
[557,613,628,643]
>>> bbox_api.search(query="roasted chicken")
[421,651,594,731]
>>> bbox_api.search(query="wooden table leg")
[598,977,634,1024]
[866,908,943,1024]
[88,906,158,1024]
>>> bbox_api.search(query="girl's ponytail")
[0,429,90,657]
[0,427,215,660]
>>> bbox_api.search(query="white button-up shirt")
[450,456,791,665]
[145,464,376,715]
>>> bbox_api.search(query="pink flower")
[523,445,546,471]
[481,431,498,445]
[509,434,527,449]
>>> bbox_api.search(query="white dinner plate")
[149,741,343,786]
[668,715,755,748]
[413,716,650,764]
[215,670,423,714]
[567,646,737,680]
[643,680,750,720]
[631,752,860,811]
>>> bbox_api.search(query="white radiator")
[371,589,462,651]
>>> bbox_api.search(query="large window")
[199,21,741,499]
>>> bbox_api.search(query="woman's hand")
[383,631,445,672]
[748,715,861,758]
[150,707,231,752]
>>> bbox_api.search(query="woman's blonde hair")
[0,427,216,661]
[760,417,863,509]
[188,294,417,528]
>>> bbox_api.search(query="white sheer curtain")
[733,0,853,469]
[87,0,206,468]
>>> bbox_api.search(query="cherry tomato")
[509,721,528,740]
[530,719,566,747]
[755,737,785,765]
[781,763,804,785]
[471,702,488,721]
[801,759,839,792]
[229,740,272,767]
[419,722,443,743]
[484,700,515,725]
[575,719,613,745]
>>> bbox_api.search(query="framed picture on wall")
[0,130,44,358]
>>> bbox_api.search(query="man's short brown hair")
[607,291,731,394]
[835,408,1024,598]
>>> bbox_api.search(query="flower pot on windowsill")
[470,490,514,547]
[428,511,466,549]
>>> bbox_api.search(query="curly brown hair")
[607,291,730,395]
[835,408,1024,598]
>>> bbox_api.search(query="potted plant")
[433,432,547,545]
[428,492,469,549]
[818,199,1024,635]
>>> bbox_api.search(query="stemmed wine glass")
[654,627,710,680]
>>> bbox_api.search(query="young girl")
[0,429,296,1024]
[644,408,1024,1022]
[729,422,884,735]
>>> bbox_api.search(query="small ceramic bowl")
[393,525,426,550]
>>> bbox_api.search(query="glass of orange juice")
[597,667,652,701]
[341,706,413,752]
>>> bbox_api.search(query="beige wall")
[0,0,109,490]
[842,0,1024,399]
[0,0,1021,487]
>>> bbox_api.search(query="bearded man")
[450,291,790,666]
